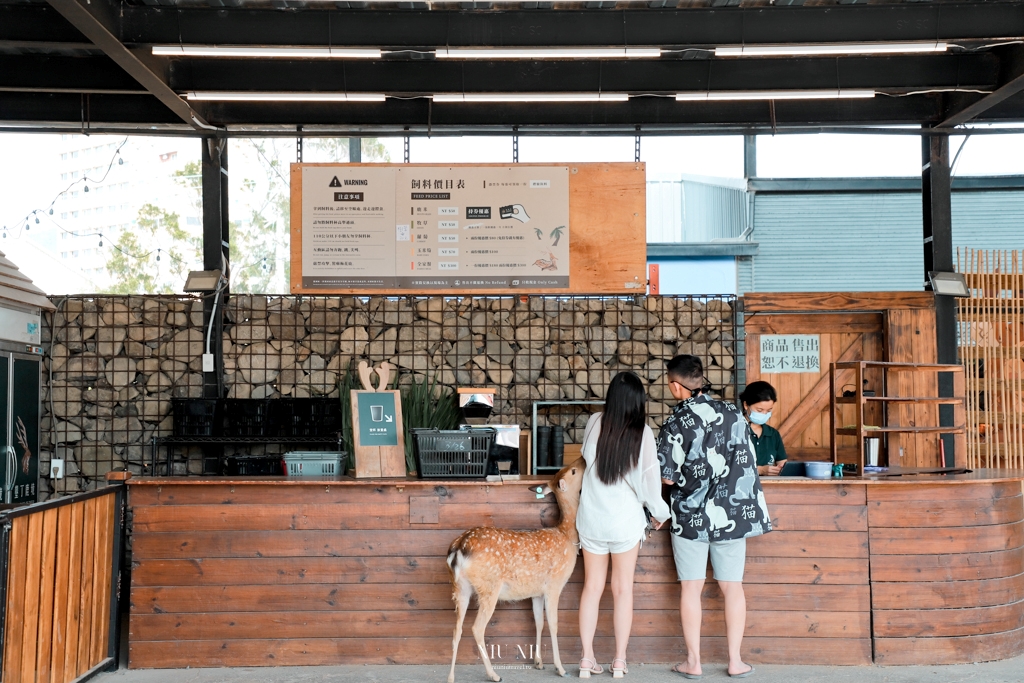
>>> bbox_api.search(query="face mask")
[749,411,772,426]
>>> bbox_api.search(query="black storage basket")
[171,398,220,437]
[412,428,495,479]
[271,398,342,438]
[224,456,284,476]
[222,399,272,438]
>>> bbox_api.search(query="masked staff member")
[739,382,787,477]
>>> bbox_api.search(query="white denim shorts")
[670,535,747,582]
[579,533,643,556]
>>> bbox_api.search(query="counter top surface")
[127,468,1024,486]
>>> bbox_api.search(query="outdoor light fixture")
[432,93,629,103]
[184,92,386,102]
[435,47,661,59]
[928,271,971,297]
[715,42,948,57]
[183,269,223,293]
[153,46,382,59]
[675,89,876,101]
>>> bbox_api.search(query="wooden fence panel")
[0,488,123,683]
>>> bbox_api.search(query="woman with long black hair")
[576,371,671,679]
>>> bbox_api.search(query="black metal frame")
[0,484,127,680]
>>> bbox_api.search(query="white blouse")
[575,413,672,544]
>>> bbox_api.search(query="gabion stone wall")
[41,294,736,496]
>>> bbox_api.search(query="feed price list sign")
[301,166,398,288]
[297,165,570,290]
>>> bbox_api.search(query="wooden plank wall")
[127,480,871,668]
[2,493,116,683]
[743,292,938,467]
[869,481,1024,664]
[289,162,648,296]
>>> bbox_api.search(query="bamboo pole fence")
[957,249,1024,470]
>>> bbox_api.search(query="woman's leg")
[609,541,641,664]
[579,548,609,665]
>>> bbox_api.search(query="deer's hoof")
[556,667,567,677]
[488,676,502,683]
[534,662,545,670]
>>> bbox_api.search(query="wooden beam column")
[200,138,229,475]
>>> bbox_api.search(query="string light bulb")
[156,248,161,262]
[84,185,89,192]
[98,235,104,247]
[118,157,124,165]
[34,216,39,224]
[49,208,53,215]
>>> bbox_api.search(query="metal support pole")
[201,137,229,474]
[922,132,957,465]
[296,125,303,163]
[513,126,519,163]
[349,137,361,162]
[403,136,410,163]
[744,135,757,178]
[634,133,641,163]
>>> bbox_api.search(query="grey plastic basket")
[282,451,346,476]
[412,428,495,478]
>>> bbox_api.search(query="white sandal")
[612,658,629,678]
[579,658,604,678]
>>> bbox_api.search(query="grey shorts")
[670,535,747,582]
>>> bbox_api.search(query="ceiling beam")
[0,55,147,93]
[122,4,1024,48]
[939,46,1024,127]
[44,0,211,129]
[169,53,998,95]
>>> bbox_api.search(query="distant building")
[52,135,200,290]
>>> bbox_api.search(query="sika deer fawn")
[446,458,585,683]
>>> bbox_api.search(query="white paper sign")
[759,334,821,374]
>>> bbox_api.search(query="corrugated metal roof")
[742,186,1024,293]
[750,193,924,292]
[647,176,747,243]
[0,250,56,311]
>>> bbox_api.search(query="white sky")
[4,129,1024,294]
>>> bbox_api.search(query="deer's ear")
[540,485,553,496]
[558,478,568,492]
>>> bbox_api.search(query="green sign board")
[356,392,399,447]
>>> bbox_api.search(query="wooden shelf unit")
[829,361,967,471]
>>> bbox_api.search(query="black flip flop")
[671,664,702,680]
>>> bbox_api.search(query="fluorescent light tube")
[715,42,947,57]
[432,93,629,103]
[184,92,386,102]
[153,46,382,59]
[436,47,661,59]
[675,89,875,101]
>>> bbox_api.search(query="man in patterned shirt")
[657,355,772,679]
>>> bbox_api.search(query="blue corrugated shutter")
[952,192,1024,250]
[751,193,923,292]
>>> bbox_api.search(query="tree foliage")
[104,203,200,294]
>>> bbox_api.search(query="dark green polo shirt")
[751,423,788,466]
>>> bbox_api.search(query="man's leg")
[718,581,752,676]
[710,538,752,677]
[670,534,710,677]
[677,579,705,676]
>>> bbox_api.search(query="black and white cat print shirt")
[657,394,773,543]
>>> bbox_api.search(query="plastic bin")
[283,451,346,476]
[224,456,284,476]
[172,398,220,437]
[412,428,495,479]
[271,398,342,438]
[222,399,272,438]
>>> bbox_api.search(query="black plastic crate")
[172,398,220,437]
[270,398,342,438]
[412,428,495,479]
[224,456,284,476]
[221,399,272,438]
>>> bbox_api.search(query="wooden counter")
[126,472,1024,669]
